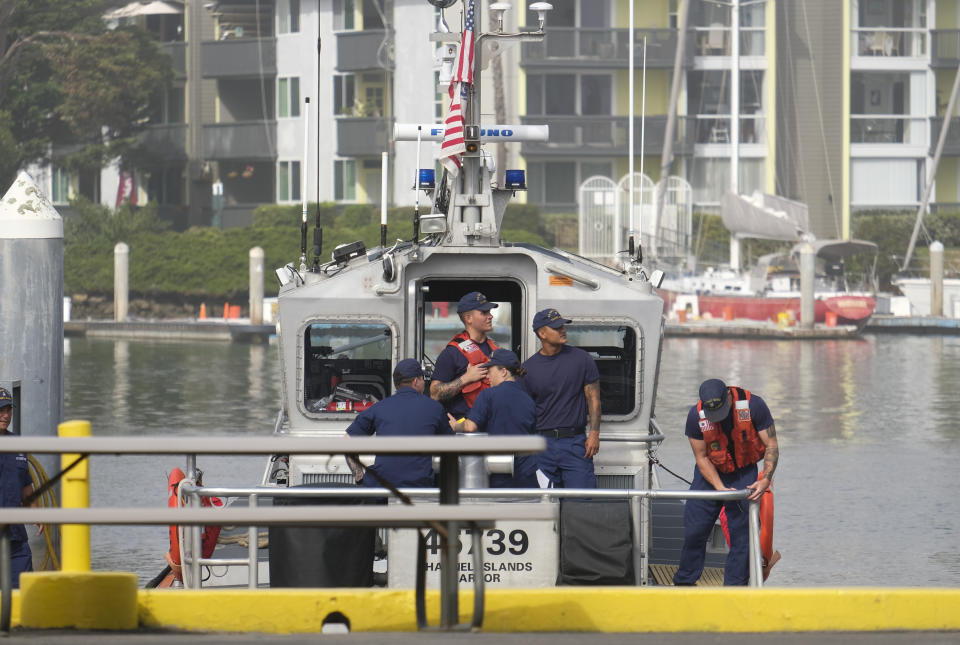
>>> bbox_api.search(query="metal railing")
[1,428,766,631]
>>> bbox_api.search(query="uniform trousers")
[673,463,757,586]
[10,539,33,589]
[536,434,596,488]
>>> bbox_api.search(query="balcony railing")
[519,115,693,157]
[929,117,960,155]
[201,38,277,78]
[521,28,690,68]
[932,30,960,67]
[202,121,277,160]
[161,42,186,77]
[140,124,188,161]
[853,28,927,58]
[850,116,927,145]
[336,30,393,72]
[336,117,389,157]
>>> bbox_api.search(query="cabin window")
[303,322,393,414]
[564,324,638,416]
[418,279,524,379]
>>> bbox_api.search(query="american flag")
[439,0,475,175]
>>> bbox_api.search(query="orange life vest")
[447,331,499,407]
[697,386,766,473]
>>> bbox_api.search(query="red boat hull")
[659,290,876,327]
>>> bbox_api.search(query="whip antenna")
[299,96,310,272]
[312,37,323,270]
[413,126,422,247]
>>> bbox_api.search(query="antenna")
[413,126,422,248]
[312,36,323,270]
[299,96,310,272]
[380,151,388,247]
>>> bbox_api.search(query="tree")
[0,0,173,188]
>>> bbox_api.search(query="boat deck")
[649,564,725,586]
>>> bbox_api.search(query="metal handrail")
[176,483,761,589]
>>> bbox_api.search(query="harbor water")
[61,334,960,587]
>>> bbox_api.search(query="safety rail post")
[58,420,90,572]
[248,494,258,589]
[185,454,202,589]
[748,500,763,587]
[1,530,10,633]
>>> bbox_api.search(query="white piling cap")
[0,171,63,239]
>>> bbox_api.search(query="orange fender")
[165,468,223,582]
[758,471,781,580]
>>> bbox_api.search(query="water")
[61,334,960,587]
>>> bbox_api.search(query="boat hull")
[660,290,876,327]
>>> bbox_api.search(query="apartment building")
[32,0,960,242]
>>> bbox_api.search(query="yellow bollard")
[58,420,90,572]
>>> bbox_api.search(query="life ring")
[160,468,223,587]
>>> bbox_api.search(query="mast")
[902,64,960,272]
[729,0,741,272]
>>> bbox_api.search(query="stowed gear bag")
[557,498,634,585]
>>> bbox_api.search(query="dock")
[64,320,276,343]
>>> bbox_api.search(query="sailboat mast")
[902,64,960,272]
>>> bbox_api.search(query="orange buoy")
[199,303,207,320]
[222,302,230,319]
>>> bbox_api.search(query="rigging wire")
[799,1,842,238]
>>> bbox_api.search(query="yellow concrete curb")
[133,587,960,633]
[18,571,138,630]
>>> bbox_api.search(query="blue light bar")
[504,169,526,190]
[418,168,436,190]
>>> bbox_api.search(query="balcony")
[853,29,927,59]
[140,124,188,161]
[930,117,960,155]
[201,38,276,78]
[161,42,186,77]
[521,28,690,69]
[850,116,927,145]
[519,115,693,157]
[336,30,393,72]
[337,117,389,157]
[202,121,277,160]
[932,30,960,67]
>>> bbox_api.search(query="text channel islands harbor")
[62,333,960,588]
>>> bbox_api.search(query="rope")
[25,455,62,571]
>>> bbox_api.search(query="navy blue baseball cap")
[699,378,730,422]
[481,348,521,369]
[393,359,424,379]
[0,387,11,408]
[532,308,571,331]
[456,291,498,314]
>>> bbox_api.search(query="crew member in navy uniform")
[0,387,34,588]
[522,309,601,488]
[449,349,538,488]
[430,291,499,419]
[346,359,452,488]
[673,378,780,586]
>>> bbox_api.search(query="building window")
[278,0,300,34]
[334,74,356,115]
[364,85,384,117]
[334,0,355,30]
[527,161,576,207]
[278,160,301,202]
[51,167,70,204]
[278,77,301,118]
[335,159,357,201]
